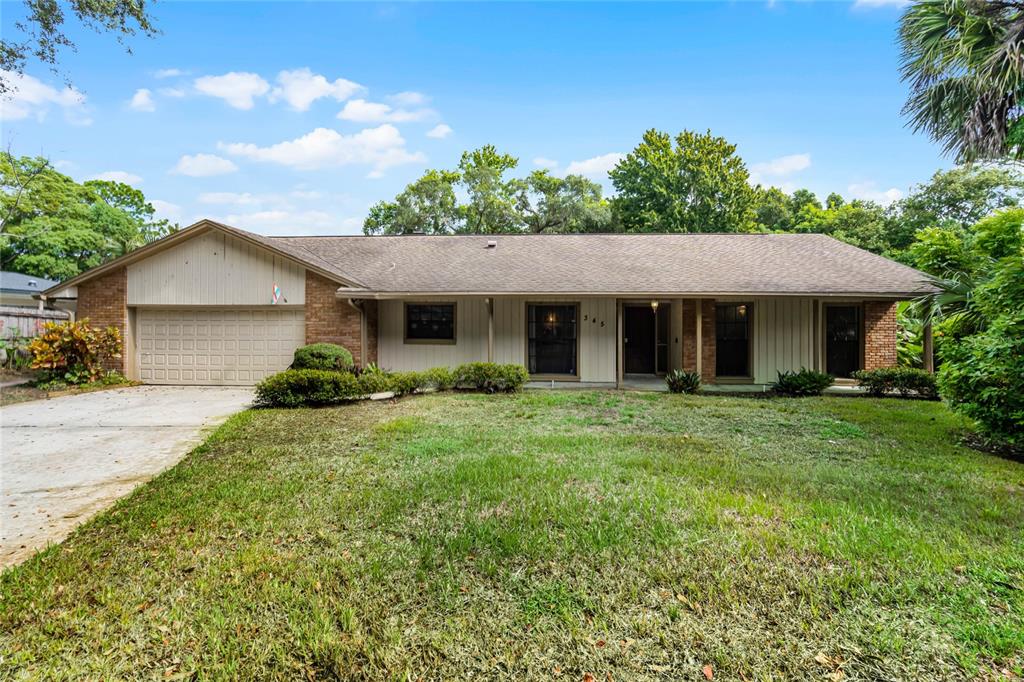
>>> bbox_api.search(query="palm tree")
[900,0,1024,162]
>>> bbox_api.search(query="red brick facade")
[304,271,372,366]
[863,301,898,370]
[76,267,129,373]
[680,299,717,383]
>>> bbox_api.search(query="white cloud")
[847,181,903,206]
[194,72,270,110]
[172,153,239,177]
[389,91,428,106]
[129,88,155,112]
[749,153,812,185]
[290,189,323,200]
[0,70,88,123]
[91,170,143,184]
[269,68,363,112]
[150,199,182,221]
[54,159,75,171]
[219,124,426,174]
[337,98,433,123]
[159,87,186,98]
[426,123,453,139]
[533,157,558,169]
[214,210,360,236]
[198,191,265,206]
[155,68,186,78]
[566,152,625,177]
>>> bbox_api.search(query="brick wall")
[863,301,898,370]
[680,299,717,383]
[363,300,378,365]
[304,271,371,365]
[76,267,128,373]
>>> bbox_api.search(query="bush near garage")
[852,367,939,399]
[28,319,122,385]
[290,343,355,371]
[254,362,529,408]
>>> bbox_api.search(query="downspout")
[344,298,368,368]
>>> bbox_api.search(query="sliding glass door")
[527,304,578,376]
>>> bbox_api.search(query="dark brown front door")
[826,306,862,378]
[624,306,656,374]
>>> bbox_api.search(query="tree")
[891,165,1024,249]
[609,129,756,233]
[458,145,522,234]
[899,0,1024,162]
[514,171,613,234]
[752,186,793,232]
[363,170,461,235]
[1,154,176,279]
[1,0,159,95]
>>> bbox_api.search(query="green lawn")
[2,391,1022,680]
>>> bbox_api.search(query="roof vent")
[486,240,497,249]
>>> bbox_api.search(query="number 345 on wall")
[582,314,606,327]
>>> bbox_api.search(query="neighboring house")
[41,219,935,387]
[1,271,59,309]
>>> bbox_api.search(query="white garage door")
[137,308,305,385]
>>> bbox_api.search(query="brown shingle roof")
[272,233,935,297]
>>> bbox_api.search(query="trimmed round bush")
[453,362,529,392]
[291,343,354,371]
[255,369,359,407]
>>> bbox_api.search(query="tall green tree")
[1,0,159,95]
[458,146,522,234]
[514,171,612,234]
[609,129,756,233]
[1,154,176,279]
[363,170,461,235]
[899,0,1024,162]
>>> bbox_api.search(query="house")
[40,219,935,388]
[1,271,59,309]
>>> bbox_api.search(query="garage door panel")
[137,308,304,386]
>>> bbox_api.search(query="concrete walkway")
[1,386,252,569]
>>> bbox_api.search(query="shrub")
[453,362,529,392]
[291,343,354,371]
[665,369,701,394]
[356,369,394,395]
[771,368,834,397]
[853,367,939,399]
[254,369,359,407]
[28,319,122,385]
[423,366,455,390]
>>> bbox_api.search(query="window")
[404,303,455,343]
[527,304,577,376]
[715,303,751,377]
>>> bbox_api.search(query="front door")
[826,305,862,378]
[624,306,656,374]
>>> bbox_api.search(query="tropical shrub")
[28,319,122,384]
[771,368,834,397]
[291,343,354,371]
[853,367,939,399]
[665,369,701,394]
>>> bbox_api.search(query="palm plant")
[900,0,1024,162]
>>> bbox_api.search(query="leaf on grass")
[702,664,714,679]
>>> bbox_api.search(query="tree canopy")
[1,154,176,280]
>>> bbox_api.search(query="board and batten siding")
[378,296,617,382]
[127,231,306,306]
[750,297,817,384]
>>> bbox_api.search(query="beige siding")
[751,297,817,383]
[379,296,617,382]
[127,231,306,306]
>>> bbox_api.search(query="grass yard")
[2,391,1022,680]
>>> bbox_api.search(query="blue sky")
[1,0,942,235]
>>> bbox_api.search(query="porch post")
[922,320,934,373]
[616,300,623,388]
[487,297,494,363]
[695,299,703,378]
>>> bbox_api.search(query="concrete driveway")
[1,386,252,569]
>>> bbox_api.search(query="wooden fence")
[0,306,71,340]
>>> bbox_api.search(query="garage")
[137,308,305,385]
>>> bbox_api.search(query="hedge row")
[255,362,530,407]
[852,367,939,399]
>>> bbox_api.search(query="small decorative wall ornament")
[271,283,281,305]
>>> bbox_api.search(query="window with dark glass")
[527,304,577,375]
[404,303,455,342]
[715,303,751,377]
[826,306,861,378]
